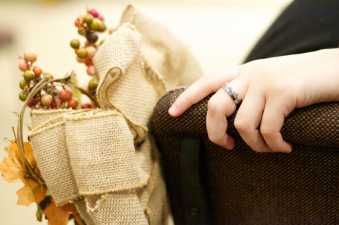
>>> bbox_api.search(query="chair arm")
[151,88,339,149]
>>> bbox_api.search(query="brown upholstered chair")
[150,88,339,225]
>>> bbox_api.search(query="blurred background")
[0,0,291,224]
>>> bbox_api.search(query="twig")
[55,71,98,106]
[17,78,50,186]
[77,87,98,107]
[12,127,17,140]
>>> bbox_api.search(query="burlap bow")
[29,4,203,225]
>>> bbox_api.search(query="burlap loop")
[87,192,149,225]
[30,113,78,206]
[64,110,148,195]
[30,109,149,207]
[94,23,165,142]
[91,13,174,224]
[120,4,203,90]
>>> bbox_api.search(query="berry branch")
[18,52,81,110]
[70,8,110,108]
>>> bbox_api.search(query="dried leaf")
[9,141,37,169]
[0,145,23,182]
[74,214,86,225]
[22,142,37,169]
[43,201,72,225]
[0,141,41,184]
[64,204,85,225]
[69,72,81,103]
[16,183,35,206]
[16,179,47,206]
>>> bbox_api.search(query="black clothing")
[245,0,339,62]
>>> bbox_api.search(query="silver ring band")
[222,85,242,105]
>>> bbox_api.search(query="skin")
[168,48,339,153]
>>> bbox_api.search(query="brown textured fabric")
[150,88,339,225]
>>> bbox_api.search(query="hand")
[168,49,339,153]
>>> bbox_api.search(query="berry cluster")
[16,9,109,110]
[18,52,42,103]
[70,8,107,98]
[18,52,79,109]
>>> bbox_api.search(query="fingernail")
[286,144,293,153]
[168,105,177,116]
[224,136,235,150]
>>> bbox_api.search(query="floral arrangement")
[0,8,112,225]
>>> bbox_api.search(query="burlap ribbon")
[29,4,203,225]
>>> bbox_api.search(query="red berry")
[18,59,29,71]
[108,28,114,34]
[74,17,82,27]
[84,58,92,66]
[68,99,78,109]
[81,103,93,109]
[86,65,96,76]
[98,14,104,21]
[59,89,72,101]
[33,66,42,77]
[54,97,62,108]
[27,98,37,108]
[50,101,56,109]
[88,9,99,18]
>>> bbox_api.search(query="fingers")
[169,68,239,117]
[167,63,294,154]
[260,98,293,153]
[234,88,270,152]
[206,89,236,149]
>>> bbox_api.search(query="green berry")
[97,22,106,32]
[84,14,93,24]
[44,73,54,80]
[78,27,87,36]
[19,79,27,89]
[98,40,105,46]
[75,48,88,58]
[19,92,28,101]
[23,70,35,82]
[89,18,103,31]
[70,39,80,49]
[88,78,98,91]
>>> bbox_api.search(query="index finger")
[168,68,239,117]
